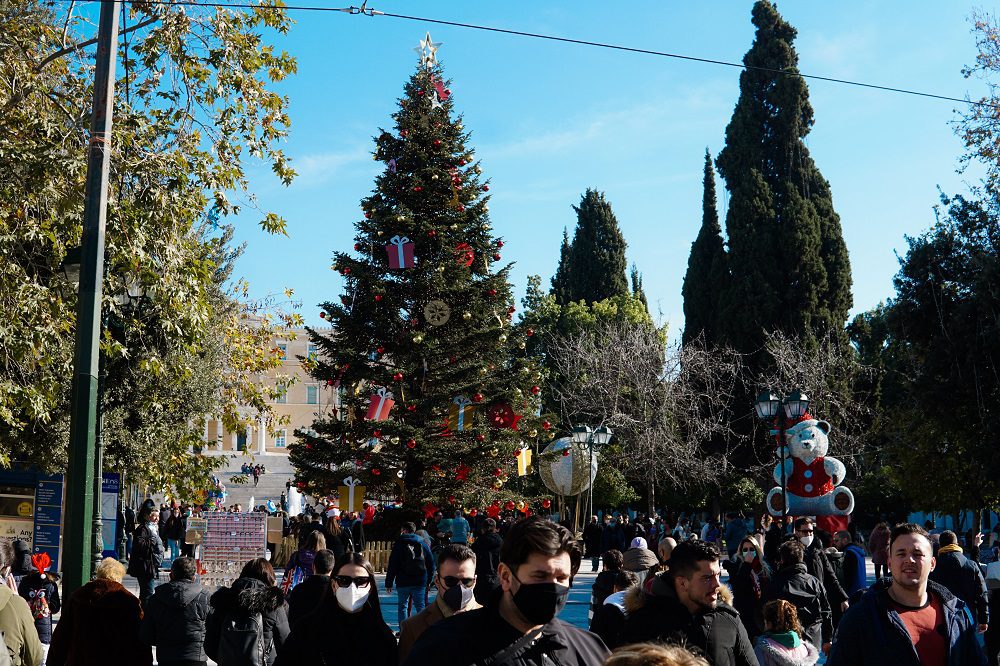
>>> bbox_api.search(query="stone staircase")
[213,453,295,510]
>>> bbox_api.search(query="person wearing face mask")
[403,515,609,666]
[398,544,482,662]
[621,540,759,666]
[828,523,987,666]
[792,517,848,616]
[762,540,830,654]
[275,553,396,666]
[728,536,772,639]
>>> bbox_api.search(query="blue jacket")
[827,578,987,666]
[841,544,867,597]
[386,533,435,589]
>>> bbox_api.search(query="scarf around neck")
[938,543,962,555]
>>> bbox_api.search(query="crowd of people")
[0,495,996,665]
[240,463,267,487]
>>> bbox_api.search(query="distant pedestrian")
[140,556,210,666]
[728,536,772,640]
[0,542,17,592]
[17,552,59,661]
[128,504,165,607]
[593,550,625,622]
[832,530,867,598]
[283,530,325,593]
[471,518,502,604]
[724,513,750,560]
[385,522,435,625]
[450,510,471,545]
[48,557,150,666]
[623,538,658,587]
[867,522,890,580]
[9,540,31,586]
[584,516,603,572]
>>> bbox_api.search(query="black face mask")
[511,575,570,625]
[441,581,475,612]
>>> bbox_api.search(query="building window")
[307,343,318,361]
[306,385,318,405]
[277,343,287,360]
[275,387,287,404]
[274,430,287,448]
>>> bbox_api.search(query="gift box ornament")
[385,235,416,269]
[339,476,366,513]
[516,446,533,477]
[449,395,476,431]
[366,388,395,421]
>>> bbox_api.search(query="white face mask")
[799,535,814,548]
[336,584,370,612]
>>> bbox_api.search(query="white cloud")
[291,145,371,188]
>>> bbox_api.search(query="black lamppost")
[754,389,810,530]
[572,425,613,524]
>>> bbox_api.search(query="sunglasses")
[334,575,373,588]
[740,549,756,556]
[795,529,814,534]
[440,575,476,589]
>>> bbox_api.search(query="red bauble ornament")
[354,243,362,250]
[393,372,404,381]
[342,267,351,275]
[296,482,305,489]
[428,229,437,237]
[319,312,326,319]
[340,296,349,304]
[364,211,372,219]
[305,443,313,450]
[448,495,456,504]
[401,129,408,137]
[475,434,486,442]
[493,253,501,261]
[459,159,467,166]
[505,500,516,511]
[472,393,484,403]
[434,139,442,146]
[542,499,552,509]
[497,240,504,248]
[373,429,382,438]
[470,509,478,517]
[374,294,383,302]
[407,404,417,412]
[326,380,334,386]
[482,185,489,191]
[457,205,466,212]
[406,439,417,449]
[416,89,424,96]
[508,306,516,314]
[531,386,541,395]
[542,421,551,430]
[526,328,534,337]
[562,448,571,457]
[493,468,503,477]
[372,468,381,475]
[377,346,385,354]
[487,289,497,297]
[413,186,423,192]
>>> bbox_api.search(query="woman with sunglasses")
[727,536,771,639]
[275,553,396,666]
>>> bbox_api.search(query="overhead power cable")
[63,0,996,110]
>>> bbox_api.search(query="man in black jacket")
[828,522,986,666]
[929,530,990,634]
[621,540,759,666]
[582,516,603,572]
[403,515,609,666]
[762,539,831,652]
[286,548,334,626]
[139,556,210,666]
[794,517,849,612]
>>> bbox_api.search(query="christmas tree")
[291,34,551,514]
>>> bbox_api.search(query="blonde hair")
[762,599,804,639]
[605,643,710,666]
[95,557,126,582]
[737,536,765,562]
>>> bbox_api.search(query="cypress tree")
[682,150,730,346]
[715,0,852,355]
[630,263,649,312]
[550,227,573,305]
[562,189,630,304]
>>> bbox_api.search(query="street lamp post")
[572,425,612,524]
[755,389,810,531]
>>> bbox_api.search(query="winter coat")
[929,547,990,625]
[205,577,290,666]
[841,544,867,597]
[592,570,619,617]
[728,559,771,639]
[753,635,819,666]
[472,531,502,602]
[450,517,471,544]
[803,542,847,606]
[0,586,43,666]
[623,546,658,574]
[386,533,435,589]
[725,520,750,557]
[399,595,482,663]
[583,522,603,557]
[276,594,396,666]
[352,519,366,553]
[48,578,151,666]
[9,541,31,582]
[622,573,759,666]
[322,530,350,559]
[868,527,890,567]
[139,578,210,664]
[590,589,628,649]
[601,523,625,553]
[286,574,330,627]
[402,589,609,666]
[127,523,165,580]
[17,572,60,644]
[826,578,987,666]
[763,563,831,648]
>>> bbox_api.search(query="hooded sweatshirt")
[0,586,43,666]
[139,578,210,664]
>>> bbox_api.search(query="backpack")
[400,540,426,578]
[218,610,270,666]
[128,525,163,577]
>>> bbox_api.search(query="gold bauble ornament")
[413,333,425,343]
[547,432,556,440]
[397,215,405,221]
[456,124,464,130]
[516,501,525,511]
[513,388,522,396]
[462,311,472,320]
[519,341,527,350]
[431,174,439,180]
[450,224,459,231]
[492,479,503,489]
[437,265,446,273]
[533,371,542,380]
[390,436,400,445]
[529,429,538,438]
[377,231,384,237]
[498,334,508,343]
[474,166,482,174]
[479,367,489,376]
[489,448,498,457]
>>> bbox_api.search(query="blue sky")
[232,1,987,336]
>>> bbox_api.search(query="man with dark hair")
[387,521,436,626]
[287,548,335,625]
[403,515,609,666]
[929,530,990,635]
[828,523,987,665]
[140,556,210,666]
[794,516,849,613]
[622,540,759,666]
[398,544,482,662]
[472,518,502,603]
[833,530,868,598]
[762,539,831,652]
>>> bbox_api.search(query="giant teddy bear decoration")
[767,418,854,517]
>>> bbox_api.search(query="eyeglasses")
[795,529,814,535]
[440,575,476,589]
[334,575,373,588]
